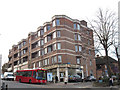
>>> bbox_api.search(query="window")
[33,63,35,69]
[76,58,80,64]
[38,31,40,36]
[48,46,52,53]
[58,55,62,63]
[41,49,44,55]
[53,43,56,50]
[77,24,80,30]
[48,58,49,65]
[38,40,40,46]
[75,34,77,40]
[47,26,51,31]
[78,46,82,52]
[90,70,93,76]
[54,56,57,63]
[53,32,56,38]
[75,45,78,52]
[23,41,26,46]
[47,34,52,42]
[89,49,91,55]
[52,57,54,64]
[45,48,47,54]
[87,31,89,35]
[18,44,21,49]
[57,43,61,50]
[74,24,77,29]
[57,31,61,37]
[44,26,47,33]
[90,60,92,66]
[56,19,60,26]
[41,29,44,35]
[41,39,44,45]
[88,40,90,45]
[38,51,40,56]
[52,56,57,64]
[44,37,47,43]
[52,20,56,27]
[78,34,81,41]
[39,61,41,67]
[23,49,26,54]
[44,59,47,65]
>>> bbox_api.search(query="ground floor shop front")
[43,64,84,82]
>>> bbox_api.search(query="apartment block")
[8,15,96,81]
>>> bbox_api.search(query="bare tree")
[89,8,117,77]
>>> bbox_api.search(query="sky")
[0,0,119,66]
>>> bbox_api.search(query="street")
[1,80,119,90]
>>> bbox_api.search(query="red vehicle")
[15,68,47,84]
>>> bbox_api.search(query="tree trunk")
[105,48,111,77]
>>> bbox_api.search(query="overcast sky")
[0,0,119,66]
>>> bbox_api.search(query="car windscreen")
[7,74,13,76]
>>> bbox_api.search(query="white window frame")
[45,48,47,54]
[38,31,40,36]
[78,34,81,41]
[41,39,44,45]
[74,24,77,29]
[38,51,41,56]
[39,61,41,67]
[57,43,61,50]
[58,55,62,63]
[79,46,82,52]
[77,58,80,64]
[57,31,61,37]
[52,20,56,27]
[41,29,44,35]
[48,58,49,65]
[77,24,80,30]
[75,34,77,40]
[44,26,47,33]
[56,19,60,26]
[53,43,56,51]
[53,32,56,38]
[75,45,78,52]
[38,40,40,46]
[54,56,57,63]
[44,37,47,43]
[45,59,47,65]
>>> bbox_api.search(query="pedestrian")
[55,76,58,83]
[109,77,113,86]
[64,76,68,84]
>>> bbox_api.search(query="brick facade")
[8,15,96,81]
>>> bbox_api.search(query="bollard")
[6,84,8,90]
[1,82,5,90]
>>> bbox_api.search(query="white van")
[4,72,14,81]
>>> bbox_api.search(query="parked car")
[1,74,4,80]
[84,76,96,82]
[68,75,82,82]
[4,72,14,81]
